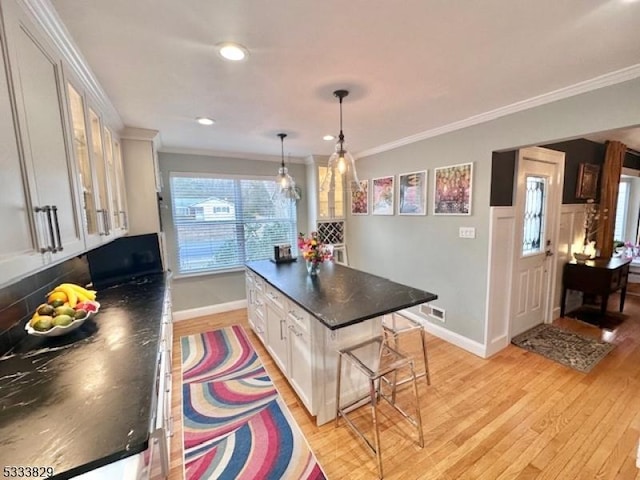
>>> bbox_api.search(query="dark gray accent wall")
[490,150,516,206]
[490,138,607,206]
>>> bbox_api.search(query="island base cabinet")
[266,301,288,376]
[312,317,383,426]
[245,269,383,426]
[286,303,314,413]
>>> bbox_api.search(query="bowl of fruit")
[26,283,100,337]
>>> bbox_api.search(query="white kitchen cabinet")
[265,284,288,375]
[317,162,345,219]
[286,301,314,412]
[88,107,117,241]
[65,81,102,248]
[112,138,128,234]
[122,128,162,236]
[104,127,127,236]
[0,24,45,287]
[245,270,267,343]
[0,0,85,287]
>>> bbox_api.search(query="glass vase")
[306,260,320,276]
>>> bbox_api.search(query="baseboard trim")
[173,300,247,322]
[486,334,510,358]
[400,310,487,358]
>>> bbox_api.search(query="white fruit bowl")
[25,301,100,337]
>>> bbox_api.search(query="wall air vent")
[420,304,446,323]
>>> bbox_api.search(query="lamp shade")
[275,133,300,201]
[319,89,362,193]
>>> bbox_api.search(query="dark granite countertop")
[0,273,168,479]
[246,260,437,330]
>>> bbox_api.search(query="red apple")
[76,300,99,313]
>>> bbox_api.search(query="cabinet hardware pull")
[120,210,127,229]
[280,319,286,340]
[103,209,111,235]
[96,209,106,235]
[51,205,63,252]
[44,206,57,252]
[165,372,171,393]
[34,206,53,253]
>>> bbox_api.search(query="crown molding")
[159,146,308,165]
[18,0,124,131]
[356,64,640,159]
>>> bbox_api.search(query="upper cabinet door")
[3,0,83,258]
[317,164,345,219]
[0,23,47,287]
[66,82,101,248]
[88,107,113,239]
[112,139,128,233]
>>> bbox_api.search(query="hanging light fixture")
[320,89,362,193]
[275,133,300,201]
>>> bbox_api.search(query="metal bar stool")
[382,313,431,395]
[335,335,424,479]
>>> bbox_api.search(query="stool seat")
[382,312,431,386]
[336,336,424,479]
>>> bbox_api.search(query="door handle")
[51,205,63,252]
[34,206,53,253]
[545,250,554,257]
[44,205,57,252]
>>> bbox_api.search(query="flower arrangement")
[297,232,332,265]
[583,201,602,247]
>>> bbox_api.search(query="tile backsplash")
[0,256,91,355]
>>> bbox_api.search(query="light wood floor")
[168,295,640,479]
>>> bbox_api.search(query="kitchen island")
[0,273,172,479]
[245,260,437,425]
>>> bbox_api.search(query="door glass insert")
[522,175,546,255]
[67,84,98,235]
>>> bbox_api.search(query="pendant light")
[275,133,300,201]
[320,89,362,193]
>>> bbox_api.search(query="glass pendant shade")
[275,133,300,201]
[320,90,363,193]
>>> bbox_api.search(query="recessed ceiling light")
[323,135,335,141]
[217,42,249,61]
[196,117,215,125]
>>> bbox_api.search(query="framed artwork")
[433,163,473,215]
[350,180,369,215]
[372,176,394,215]
[398,171,427,215]
[575,163,600,200]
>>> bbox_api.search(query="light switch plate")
[459,227,476,239]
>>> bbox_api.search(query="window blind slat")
[170,174,297,274]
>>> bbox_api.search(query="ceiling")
[50,0,640,159]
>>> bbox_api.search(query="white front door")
[511,147,564,337]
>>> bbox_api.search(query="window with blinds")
[170,173,297,275]
[613,180,630,242]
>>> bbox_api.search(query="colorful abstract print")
[181,325,326,479]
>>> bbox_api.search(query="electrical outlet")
[459,227,476,239]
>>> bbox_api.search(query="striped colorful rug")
[181,325,326,480]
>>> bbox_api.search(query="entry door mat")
[511,324,614,373]
[181,325,326,480]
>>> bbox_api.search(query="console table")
[560,257,631,319]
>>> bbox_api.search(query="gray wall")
[347,77,640,344]
[158,152,309,311]
[159,78,640,341]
